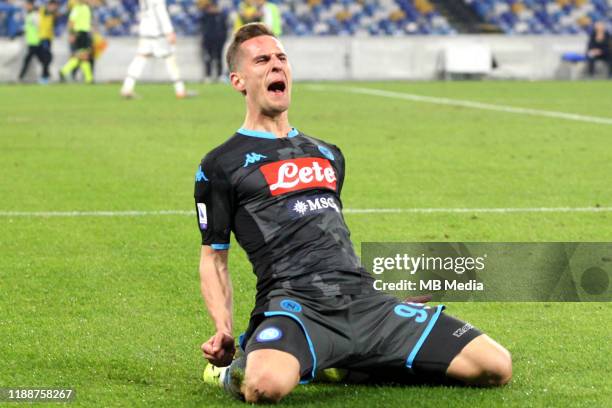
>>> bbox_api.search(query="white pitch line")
[307,85,612,126]
[0,210,193,217]
[0,207,611,217]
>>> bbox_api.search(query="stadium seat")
[465,0,610,35]
[1,0,608,37]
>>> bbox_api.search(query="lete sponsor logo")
[260,157,337,196]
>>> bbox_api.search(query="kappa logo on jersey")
[260,157,337,196]
[288,194,340,218]
[452,323,474,338]
[243,152,267,168]
[195,166,208,182]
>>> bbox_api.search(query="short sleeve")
[194,155,234,249]
[332,144,346,195]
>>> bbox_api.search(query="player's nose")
[271,56,284,71]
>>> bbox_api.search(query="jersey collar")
[237,127,299,139]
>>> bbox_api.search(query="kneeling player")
[196,23,511,403]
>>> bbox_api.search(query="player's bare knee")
[477,347,512,386]
[490,348,512,386]
[244,370,288,403]
[449,335,512,386]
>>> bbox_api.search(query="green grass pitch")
[1,81,611,407]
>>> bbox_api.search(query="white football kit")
[121,0,186,98]
[137,0,174,57]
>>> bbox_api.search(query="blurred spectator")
[18,0,44,82]
[38,0,59,83]
[586,21,611,78]
[233,0,261,32]
[200,0,228,82]
[258,0,281,37]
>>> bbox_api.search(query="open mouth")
[267,80,286,95]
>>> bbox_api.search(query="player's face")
[234,36,292,116]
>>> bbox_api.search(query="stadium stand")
[0,0,610,37]
[1,0,456,37]
[465,0,611,35]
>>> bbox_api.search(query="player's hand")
[69,34,75,44]
[588,49,601,57]
[201,331,235,367]
[166,32,176,45]
[404,294,433,304]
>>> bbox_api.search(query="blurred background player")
[59,0,94,83]
[18,0,44,83]
[586,21,611,78]
[120,0,188,98]
[38,0,59,84]
[199,0,228,83]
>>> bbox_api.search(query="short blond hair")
[226,23,276,72]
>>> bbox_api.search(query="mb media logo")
[243,152,267,167]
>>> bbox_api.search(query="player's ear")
[230,72,246,94]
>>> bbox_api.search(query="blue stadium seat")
[2,0,605,37]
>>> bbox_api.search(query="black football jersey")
[194,128,373,310]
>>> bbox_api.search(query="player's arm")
[199,245,235,366]
[195,156,236,366]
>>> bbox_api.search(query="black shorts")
[240,292,482,383]
[74,31,92,51]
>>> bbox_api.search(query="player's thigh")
[348,298,486,382]
[153,38,172,58]
[446,333,512,386]
[244,316,314,392]
[136,38,155,56]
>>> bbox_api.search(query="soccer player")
[196,23,512,403]
[120,0,187,98]
[59,0,93,84]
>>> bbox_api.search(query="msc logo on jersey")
[243,152,267,168]
[288,194,340,218]
[195,166,208,182]
[260,158,337,196]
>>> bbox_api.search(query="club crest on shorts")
[256,327,283,342]
[280,299,302,313]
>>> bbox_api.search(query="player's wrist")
[215,323,233,336]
